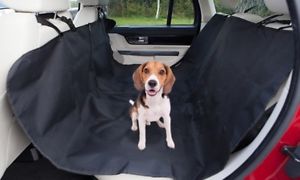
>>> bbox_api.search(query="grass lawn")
[110,16,194,26]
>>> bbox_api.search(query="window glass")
[172,0,194,25]
[0,3,5,9]
[107,0,195,26]
[69,0,78,9]
[107,0,168,26]
[214,0,234,15]
[214,0,272,17]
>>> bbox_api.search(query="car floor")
[2,146,95,180]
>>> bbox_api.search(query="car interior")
[0,0,294,180]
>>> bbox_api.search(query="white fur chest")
[138,95,170,122]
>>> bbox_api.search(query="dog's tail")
[129,99,135,106]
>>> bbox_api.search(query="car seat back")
[0,0,71,177]
[73,0,108,27]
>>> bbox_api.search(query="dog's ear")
[132,63,147,91]
[163,65,176,95]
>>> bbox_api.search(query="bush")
[108,0,193,19]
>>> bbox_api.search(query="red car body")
[246,106,300,180]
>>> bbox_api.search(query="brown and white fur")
[129,61,176,150]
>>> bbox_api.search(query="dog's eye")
[159,69,165,75]
[143,68,149,74]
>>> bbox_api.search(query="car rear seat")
[228,0,292,111]
[218,0,293,152]
[97,0,293,179]
[0,0,290,179]
[264,0,292,104]
[207,0,293,179]
[211,0,292,121]
[0,0,72,178]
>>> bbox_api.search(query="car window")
[106,0,195,26]
[172,0,194,25]
[0,2,6,9]
[69,0,78,9]
[214,0,271,17]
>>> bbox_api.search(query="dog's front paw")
[167,139,175,149]
[131,125,138,131]
[138,142,146,150]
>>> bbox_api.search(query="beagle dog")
[129,61,176,150]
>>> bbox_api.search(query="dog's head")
[132,61,176,96]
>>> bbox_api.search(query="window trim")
[167,0,174,26]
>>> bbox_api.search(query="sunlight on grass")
[110,16,194,26]
[172,17,194,25]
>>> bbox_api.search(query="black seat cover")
[6,15,294,179]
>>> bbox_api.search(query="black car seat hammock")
[6,14,294,180]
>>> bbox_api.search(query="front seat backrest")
[0,0,70,178]
[73,0,109,27]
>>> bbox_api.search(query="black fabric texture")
[2,158,94,180]
[233,104,276,152]
[2,145,95,180]
[6,15,294,180]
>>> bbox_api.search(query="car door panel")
[109,33,189,66]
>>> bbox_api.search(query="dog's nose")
[148,80,157,88]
